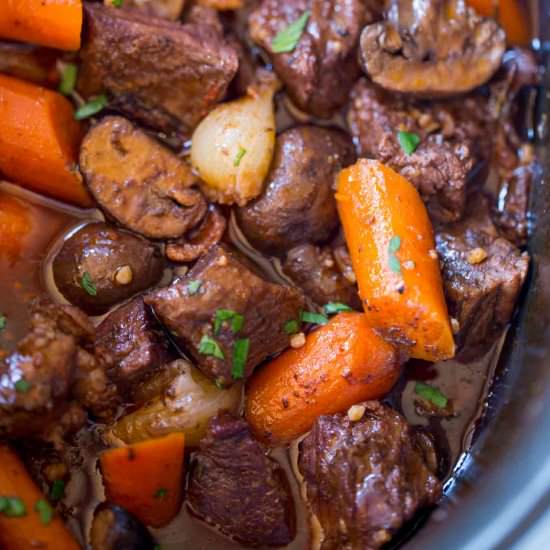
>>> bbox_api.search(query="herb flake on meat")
[80,271,97,296]
[214,309,244,335]
[186,280,202,295]
[232,338,250,379]
[58,63,78,96]
[397,131,420,155]
[50,480,65,502]
[271,11,310,54]
[284,319,300,334]
[199,335,224,360]
[75,94,108,121]
[233,146,247,167]
[0,314,6,331]
[14,379,31,393]
[415,382,448,408]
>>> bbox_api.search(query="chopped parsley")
[301,310,328,326]
[232,338,249,380]
[198,334,224,360]
[397,130,420,155]
[323,302,352,315]
[112,0,123,6]
[58,63,78,96]
[283,319,300,335]
[233,146,247,167]
[74,94,107,121]
[186,279,202,295]
[415,382,448,408]
[35,499,53,525]
[0,314,6,331]
[50,479,65,502]
[80,271,97,296]
[154,488,168,499]
[388,235,401,254]
[214,309,244,335]
[14,379,31,393]
[388,235,402,274]
[271,10,310,54]
[0,496,27,517]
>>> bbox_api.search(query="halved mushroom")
[359,0,506,96]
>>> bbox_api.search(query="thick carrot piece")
[0,194,31,260]
[0,445,81,550]
[0,1,82,51]
[336,159,454,362]
[100,433,185,528]
[0,74,91,207]
[245,312,401,445]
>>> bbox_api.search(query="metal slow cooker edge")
[404,8,550,549]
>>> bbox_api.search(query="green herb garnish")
[1,497,26,517]
[232,338,249,380]
[14,379,31,393]
[397,131,420,155]
[35,499,53,525]
[50,479,65,502]
[198,335,224,360]
[271,10,310,54]
[0,315,6,331]
[388,235,402,273]
[74,94,107,121]
[415,382,448,408]
[186,280,202,295]
[301,310,328,326]
[58,63,78,96]
[154,488,168,499]
[80,272,97,296]
[388,254,401,273]
[112,0,123,7]
[214,309,244,335]
[388,235,401,253]
[283,319,300,334]
[233,146,247,167]
[323,303,352,315]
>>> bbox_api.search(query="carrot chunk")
[245,312,401,445]
[100,433,185,528]
[0,1,83,51]
[0,74,91,207]
[336,159,455,362]
[0,445,80,550]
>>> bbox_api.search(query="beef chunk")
[145,245,305,386]
[299,401,441,550]
[436,195,529,350]
[283,243,360,309]
[359,0,505,97]
[53,222,165,316]
[80,116,207,240]
[236,126,355,254]
[78,3,238,136]
[95,297,172,387]
[249,0,379,118]
[348,78,475,222]
[187,412,295,546]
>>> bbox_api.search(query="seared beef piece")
[118,0,185,20]
[0,302,118,440]
[91,502,155,550]
[436,195,529,349]
[359,0,505,97]
[249,0,379,118]
[236,126,355,254]
[53,222,165,316]
[95,297,172,387]
[187,412,295,546]
[283,243,360,309]
[348,78,474,222]
[80,116,207,240]
[299,401,441,550]
[78,3,238,137]
[146,245,304,386]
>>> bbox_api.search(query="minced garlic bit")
[347,404,366,422]
[217,254,228,267]
[450,317,460,334]
[290,332,306,349]
[114,265,133,285]
[403,260,416,270]
[428,249,438,260]
[467,247,488,265]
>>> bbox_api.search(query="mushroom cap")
[359,0,506,97]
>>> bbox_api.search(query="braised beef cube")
[299,401,441,550]
[78,4,238,137]
[249,0,379,118]
[236,126,355,254]
[145,245,305,386]
[436,195,529,350]
[283,243,360,309]
[348,78,475,223]
[187,412,295,546]
[95,297,172,386]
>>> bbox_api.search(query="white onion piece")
[191,70,280,206]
